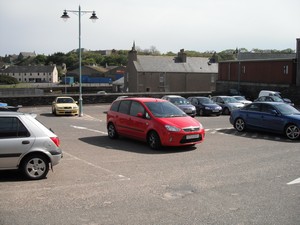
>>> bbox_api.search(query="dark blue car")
[229,102,300,140]
[187,96,222,116]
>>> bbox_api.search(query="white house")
[1,65,58,83]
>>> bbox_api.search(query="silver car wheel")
[235,118,245,132]
[22,155,49,180]
[285,124,300,140]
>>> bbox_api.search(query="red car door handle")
[22,140,30,144]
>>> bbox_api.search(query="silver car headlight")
[165,125,181,132]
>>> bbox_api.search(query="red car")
[106,97,205,149]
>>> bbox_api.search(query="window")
[129,101,145,116]
[242,66,246,74]
[246,104,260,112]
[110,101,120,112]
[261,104,276,114]
[283,65,288,74]
[118,100,131,114]
[0,117,30,138]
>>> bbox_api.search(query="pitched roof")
[134,55,218,73]
[3,65,56,73]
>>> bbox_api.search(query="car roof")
[252,102,286,106]
[189,96,209,99]
[213,96,234,98]
[116,97,166,103]
[0,111,23,116]
[0,111,37,117]
[162,95,183,98]
[56,96,74,98]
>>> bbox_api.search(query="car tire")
[147,131,161,150]
[234,118,246,132]
[107,123,118,139]
[21,154,49,180]
[199,109,204,116]
[285,124,300,140]
[223,108,230,115]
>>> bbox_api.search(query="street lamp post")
[61,6,98,117]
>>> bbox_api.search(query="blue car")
[229,102,300,140]
[187,96,222,116]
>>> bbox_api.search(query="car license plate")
[213,109,219,112]
[186,134,199,139]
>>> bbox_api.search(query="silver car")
[161,95,196,117]
[0,111,62,180]
[211,96,245,115]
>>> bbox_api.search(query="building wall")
[219,60,296,85]
[5,67,58,83]
[133,72,216,92]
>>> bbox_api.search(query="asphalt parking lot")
[0,104,299,225]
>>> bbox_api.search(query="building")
[125,43,218,92]
[18,52,36,60]
[1,65,58,83]
[67,65,108,79]
[217,38,300,100]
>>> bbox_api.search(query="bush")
[0,75,19,84]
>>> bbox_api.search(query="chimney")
[296,38,300,86]
[128,41,137,62]
[175,49,187,63]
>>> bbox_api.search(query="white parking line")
[63,151,130,181]
[287,177,300,185]
[70,125,107,135]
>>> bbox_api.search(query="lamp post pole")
[61,6,98,117]
[78,5,83,117]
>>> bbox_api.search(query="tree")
[33,54,47,65]
[0,75,18,84]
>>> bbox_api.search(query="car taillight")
[50,137,60,147]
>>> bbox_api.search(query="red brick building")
[217,38,300,102]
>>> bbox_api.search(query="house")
[217,38,300,100]
[125,43,218,92]
[18,52,36,60]
[1,65,58,83]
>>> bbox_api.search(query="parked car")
[106,97,205,149]
[161,95,196,117]
[0,111,63,179]
[52,96,79,116]
[230,102,300,140]
[211,96,244,115]
[97,91,107,95]
[254,96,294,106]
[0,102,22,111]
[232,96,252,105]
[258,90,294,106]
[187,96,222,116]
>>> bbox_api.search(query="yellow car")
[52,97,79,116]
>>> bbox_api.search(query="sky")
[1,0,300,56]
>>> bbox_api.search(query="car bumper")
[204,109,222,115]
[55,110,78,116]
[51,153,63,166]
[160,129,205,147]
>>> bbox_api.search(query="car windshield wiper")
[168,114,184,117]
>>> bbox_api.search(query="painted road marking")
[71,125,107,135]
[63,151,130,181]
[287,178,300,185]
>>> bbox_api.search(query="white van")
[258,90,294,106]
[258,90,282,98]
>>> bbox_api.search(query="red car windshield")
[145,101,187,118]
